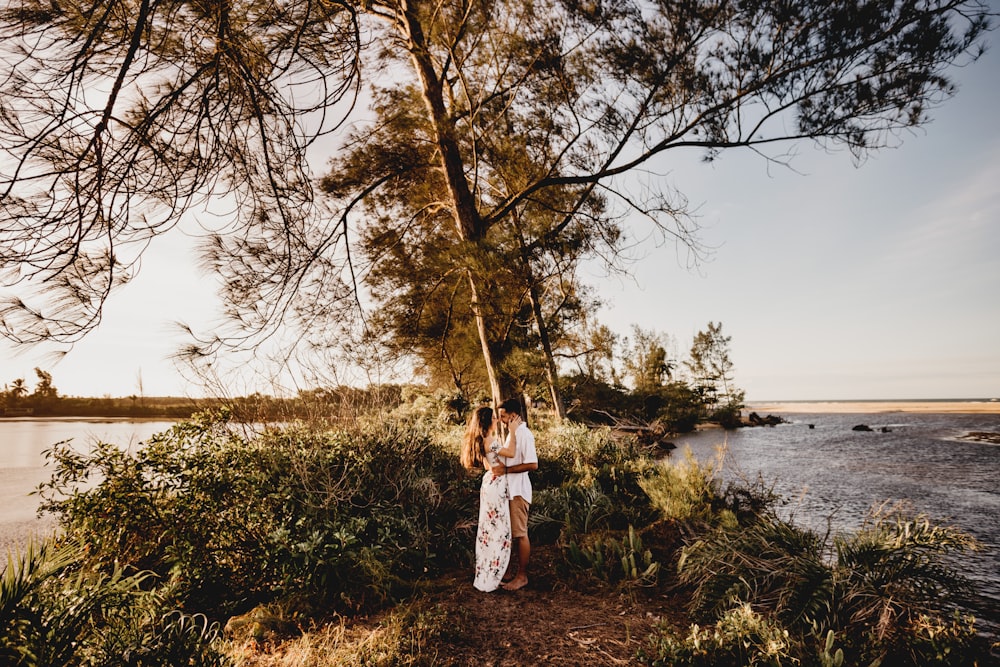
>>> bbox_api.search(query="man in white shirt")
[492,398,538,591]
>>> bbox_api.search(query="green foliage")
[638,449,722,525]
[828,506,983,664]
[37,412,478,616]
[528,421,637,489]
[686,322,740,414]
[556,372,629,425]
[711,399,746,430]
[1,537,228,667]
[529,423,665,542]
[623,326,675,392]
[650,382,705,433]
[679,513,834,629]
[673,499,989,666]
[532,481,615,542]
[557,373,706,433]
[640,603,797,667]
[566,525,660,588]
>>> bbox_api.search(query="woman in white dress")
[461,406,516,591]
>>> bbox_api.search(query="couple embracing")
[460,399,538,592]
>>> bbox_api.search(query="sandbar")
[747,400,1000,414]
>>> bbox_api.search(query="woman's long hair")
[460,406,494,470]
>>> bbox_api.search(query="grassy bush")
[678,513,833,628]
[37,412,478,617]
[529,423,677,541]
[638,449,723,526]
[527,426,735,598]
[640,603,798,667]
[222,602,454,667]
[668,501,989,666]
[1,538,229,667]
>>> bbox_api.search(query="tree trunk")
[526,279,566,420]
[511,214,566,420]
[467,269,503,407]
[402,7,502,407]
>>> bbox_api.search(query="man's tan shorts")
[510,496,530,538]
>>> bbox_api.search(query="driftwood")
[596,415,678,452]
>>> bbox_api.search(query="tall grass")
[223,603,453,667]
[657,501,987,666]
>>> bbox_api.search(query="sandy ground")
[747,400,1000,414]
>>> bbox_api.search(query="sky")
[598,41,1000,401]
[2,25,999,401]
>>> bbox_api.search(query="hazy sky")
[3,28,999,401]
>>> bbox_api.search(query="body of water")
[673,407,1000,637]
[0,418,177,553]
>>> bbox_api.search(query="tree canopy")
[1,0,993,404]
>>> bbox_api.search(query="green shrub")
[37,413,478,616]
[640,603,797,667]
[1,537,228,667]
[528,423,662,540]
[674,497,990,666]
[828,506,984,664]
[638,449,722,525]
[678,513,833,628]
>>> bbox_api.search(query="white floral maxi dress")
[473,440,511,591]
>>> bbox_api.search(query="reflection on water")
[0,419,177,553]
[673,410,1000,638]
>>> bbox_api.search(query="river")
[0,418,177,554]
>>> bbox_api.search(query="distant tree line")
[2,320,743,431]
[1,369,203,418]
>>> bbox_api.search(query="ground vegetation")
[1,407,991,666]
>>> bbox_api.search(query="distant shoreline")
[747,400,1000,414]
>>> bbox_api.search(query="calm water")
[0,418,177,553]
[674,409,1000,637]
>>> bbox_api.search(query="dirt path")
[418,544,690,666]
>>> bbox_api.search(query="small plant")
[620,525,660,587]
[640,603,796,667]
[565,525,659,587]
[818,629,845,667]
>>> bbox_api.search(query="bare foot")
[502,575,528,591]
